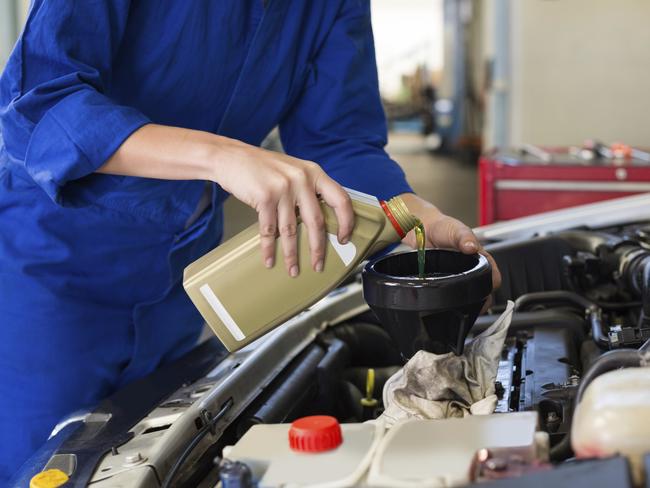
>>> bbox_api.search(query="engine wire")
[161,397,234,488]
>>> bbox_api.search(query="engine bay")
[214,222,650,487]
[15,217,650,487]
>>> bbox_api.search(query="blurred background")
[2,0,649,234]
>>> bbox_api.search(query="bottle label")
[327,233,356,266]
[199,284,246,341]
[344,187,381,207]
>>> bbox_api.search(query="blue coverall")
[0,0,412,480]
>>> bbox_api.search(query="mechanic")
[0,1,499,480]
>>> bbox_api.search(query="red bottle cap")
[288,415,343,453]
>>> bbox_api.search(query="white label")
[328,233,357,267]
[199,284,245,341]
[344,187,381,207]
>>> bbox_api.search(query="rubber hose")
[514,290,596,313]
[575,348,644,403]
[552,348,644,462]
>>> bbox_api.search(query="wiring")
[161,398,234,488]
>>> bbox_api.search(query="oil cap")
[288,416,342,453]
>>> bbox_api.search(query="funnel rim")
[364,249,489,284]
[361,249,492,311]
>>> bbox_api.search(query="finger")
[258,204,278,268]
[278,195,299,277]
[480,248,502,290]
[314,173,354,244]
[428,216,479,253]
[296,190,327,272]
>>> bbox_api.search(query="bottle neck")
[380,196,419,238]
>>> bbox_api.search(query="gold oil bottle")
[183,188,418,351]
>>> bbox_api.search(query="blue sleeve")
[0,0,149,206]
[279,1,413,201]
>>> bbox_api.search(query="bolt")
[546,411,559,423]
[123,453,146,466]
[485,457,508,472]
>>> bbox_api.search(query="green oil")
[414,220,426,278]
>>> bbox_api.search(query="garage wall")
[509,0,650,147]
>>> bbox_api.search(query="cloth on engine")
[380,301,514,427]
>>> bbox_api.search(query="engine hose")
[556,230,623,255]
[594,300,642,310]
[473,309,586,341]
[550,433,573,462]
[640,258,650,327]
[514,290,596,314]
[551,348,646,462]
[575,349,646,403]
[589,310,609,349]
[324,321,402,367]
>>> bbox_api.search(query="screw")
[546,411,559,423]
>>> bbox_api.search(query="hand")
[212,139,354,277]
[399,193,502,290]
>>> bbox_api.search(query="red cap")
[288,416,343,453]
[379,200,407,238]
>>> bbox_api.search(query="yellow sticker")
[30,469,69,488]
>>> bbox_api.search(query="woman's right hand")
[211,138,355,277]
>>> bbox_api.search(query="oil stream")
[414,220,426,278]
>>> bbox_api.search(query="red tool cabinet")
[478,146,650,225]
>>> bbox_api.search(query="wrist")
[199,134,249,184]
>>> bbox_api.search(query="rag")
[380,301,514,427]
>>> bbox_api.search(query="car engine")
[14,217,650,487]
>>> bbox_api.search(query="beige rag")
[380,301,514,427]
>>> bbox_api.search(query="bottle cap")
[30,469,69,488]
[381,197,419,238]
[288,415,342,452]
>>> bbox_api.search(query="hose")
[589,310,609,349]
[472,309,585,341]
[514,290,596,313]
[324,322,402,367]
[551,348,645,462]
[557,230,623,255]
[594,300,642,310]
[575,349,645,403]
[513,291,613,350]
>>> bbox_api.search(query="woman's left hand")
[398,193,502,290]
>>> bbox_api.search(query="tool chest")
[479,144,650,225]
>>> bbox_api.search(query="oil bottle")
[183,188,419,351]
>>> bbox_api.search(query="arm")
[279,1,500,287]
[100,125,355,276]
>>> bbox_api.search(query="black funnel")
[362,249,492,360]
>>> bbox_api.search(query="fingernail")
[340,236,348,244]
[315,260,324,273]
[265,258,273,268]
[290,265,299,278]
[464,241,478,252]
